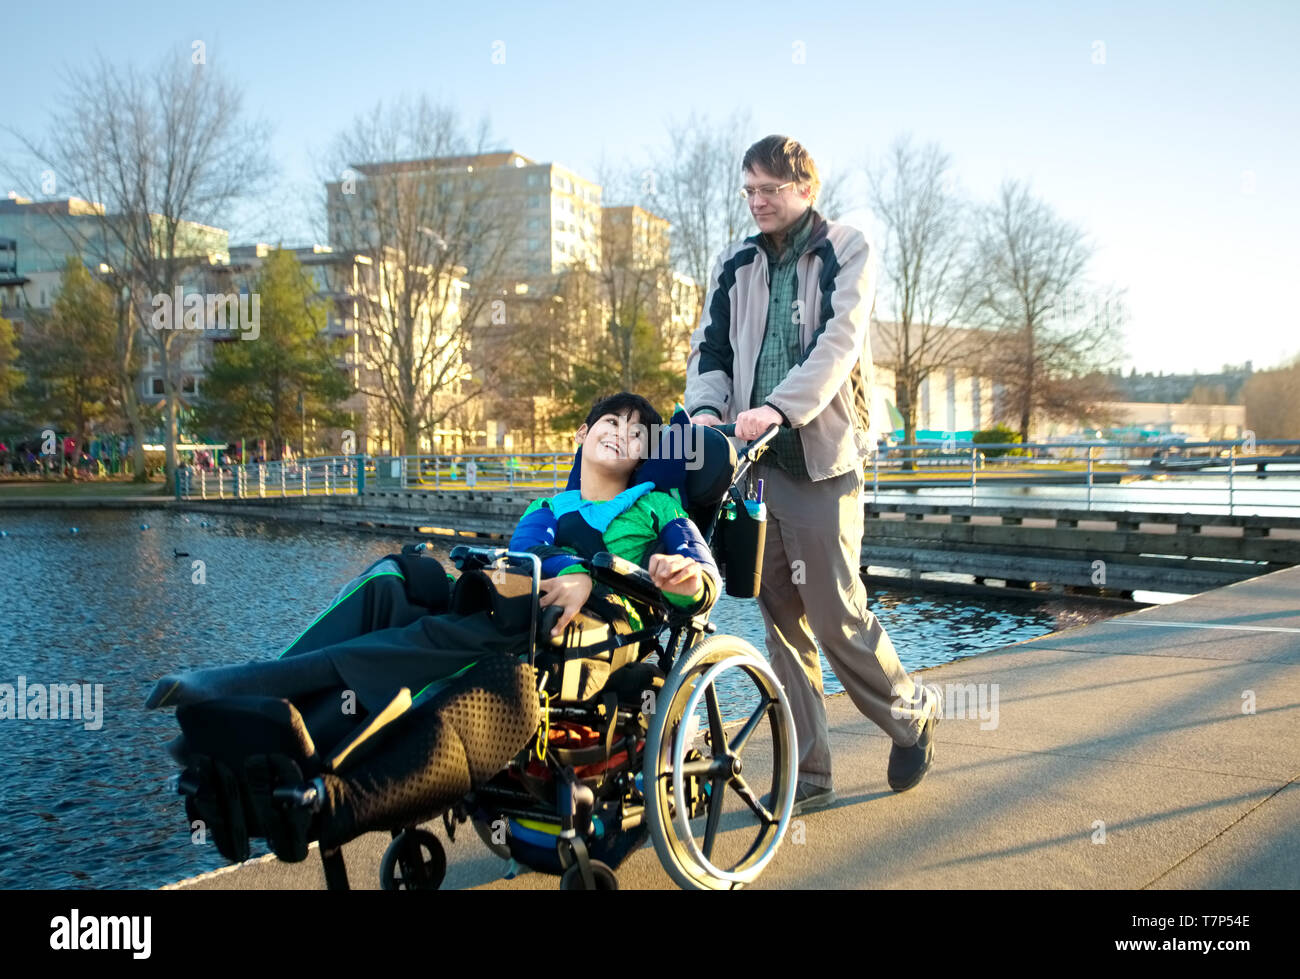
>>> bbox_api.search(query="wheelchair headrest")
[563,407,737,515]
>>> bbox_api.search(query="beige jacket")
[685,208,876,480]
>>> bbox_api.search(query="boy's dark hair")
[742,134,821,206]
[583,392,662,430]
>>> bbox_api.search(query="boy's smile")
[577,410,650,499]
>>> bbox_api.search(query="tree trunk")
[898,376,918,471]
[115,292,149,481]
[161,333,179,488]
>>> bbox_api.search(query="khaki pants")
[754,460,932,789]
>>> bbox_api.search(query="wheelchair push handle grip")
[716,422,781,458]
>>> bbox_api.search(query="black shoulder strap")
[554,510,609,559]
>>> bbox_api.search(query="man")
[686,135,941,814]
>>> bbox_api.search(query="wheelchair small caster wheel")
[380,828,447,890]
[559,859,618,890]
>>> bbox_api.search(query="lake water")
[0,507,1122,889]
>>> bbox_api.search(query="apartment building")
[325,151,604,286]
[0,195,228,314]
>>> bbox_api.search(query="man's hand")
[734,405,784,441]
[648,553,704,598]
[539,573,593,636]
[691,412,722,427]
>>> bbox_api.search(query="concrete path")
[169,566,1300,890]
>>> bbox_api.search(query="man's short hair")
[583,392,663,430]
[742,135,821,206]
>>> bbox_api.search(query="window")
[527,195,542,209]
[182,375,197,394]
[527,238,540,251]
[527,217,542,231]
[527,173,542,187]
[151,377,164,395]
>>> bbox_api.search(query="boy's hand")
[539,573,593,636]
[648,553,703,598]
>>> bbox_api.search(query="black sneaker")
[791,781,838,815]
[887,685,942,793]
[762,780,838,816]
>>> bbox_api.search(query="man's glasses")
[739,181,796,201]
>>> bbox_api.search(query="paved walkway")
[169,565,1300,890]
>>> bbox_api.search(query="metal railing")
[177,455,372,500]
[175,439,1300,517]
[869,438,1300,516]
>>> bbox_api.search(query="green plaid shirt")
[749,207,815,478]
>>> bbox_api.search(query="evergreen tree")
[18,257,119,447]
[196,249,352,458]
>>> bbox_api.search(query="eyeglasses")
[738,181,795,201]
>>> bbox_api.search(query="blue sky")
[6,0,1298,374]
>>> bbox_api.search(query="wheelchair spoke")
[704,683,726,756]
[702,775,727,859]
[729,773,774,825]
[728,695,771,756]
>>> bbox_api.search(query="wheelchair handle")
[716,422,780,460]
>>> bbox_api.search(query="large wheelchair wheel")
[644,635,797,890]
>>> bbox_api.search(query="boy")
[145,392,719,861]
[513,391,719,638]
[148,392,718,721]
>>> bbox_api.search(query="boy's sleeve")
[649,496,721,613]
[510,498,588,578]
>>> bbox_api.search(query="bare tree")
[13,52,273,485]
[812,166,853,221]
[971,179,1124,441]
[867,136,980,452]
[645,109,754,334]
[324,98,526,454]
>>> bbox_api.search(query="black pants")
[149,557,528,751]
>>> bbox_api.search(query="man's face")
[745,163,811,236]
[577,410,650,478]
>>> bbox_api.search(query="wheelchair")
[152,422,798,891]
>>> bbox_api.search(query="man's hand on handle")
[733,405,784,441]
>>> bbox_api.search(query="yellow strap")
[536,690,550,761]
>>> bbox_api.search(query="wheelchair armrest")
[588,552,665,612]
[450,544,508,570]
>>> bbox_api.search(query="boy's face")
[577,410,650,479]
